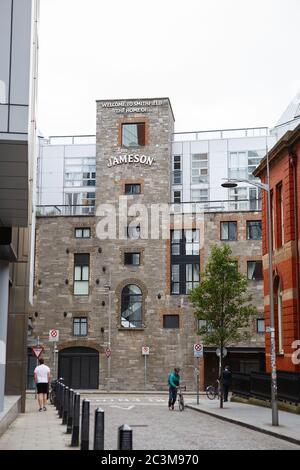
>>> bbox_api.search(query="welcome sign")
[107,154,155,168]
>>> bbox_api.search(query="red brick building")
[254,124,300,372]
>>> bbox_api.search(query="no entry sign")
[32,346,44,358]
[142,346,150,355]
[49,329,59,342]
[194,343,203,358]
[105,347,111,358]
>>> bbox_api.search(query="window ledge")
[118,327,145,331]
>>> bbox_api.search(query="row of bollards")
[53,380,133,450]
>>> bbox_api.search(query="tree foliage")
[189,244,257,347]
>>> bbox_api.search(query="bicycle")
[177,385,186,411]
[205,379,220,400]
[49,379,58,405]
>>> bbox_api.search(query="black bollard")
[56,381,61,411]
[93,408,105,450]
[59,384,65,419]
[80,399,90,450]
[62,386,69,425]
[118,424,133,450]
[66,389,74,434]
[71,393,80,447]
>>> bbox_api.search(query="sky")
[38,0,300,137]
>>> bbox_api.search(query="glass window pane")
[82,266,89,281]
[186,264,193,282]
[74,281,89,295]
[73,322,80,335]
[74,266,82,281]
[83,228,91,238]
[221,223,228,240]
[229,222,237,240]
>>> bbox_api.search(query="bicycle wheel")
[206,385,216,400]
[179,396,184,411]
[49,390,55,405]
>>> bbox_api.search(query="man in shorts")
[34,358,51,412]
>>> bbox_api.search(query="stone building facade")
[29,98,266,391]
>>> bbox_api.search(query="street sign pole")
[144,355,147,389]
[197,357,200,405]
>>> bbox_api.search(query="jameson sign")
[101,99,166,114]
[107,154,155,167]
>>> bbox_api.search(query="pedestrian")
[168,367,180,410]
[34,358,51,412]
[222,365,232,402]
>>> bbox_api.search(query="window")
[247,261,263,281]
[124,252,140,266]
[125,184,141,195]
[173,190,181,204]
[173,155,182,184]
[171,229,200,295]
[277,282,284,354]
[276,183,284,248]
[257,318,265,333]
[247,221,262,240]
[220,222,237,241]
[64,157,96,188]
[73,317,88,336]
[127,225,141,239]
[228,150,264,181]
[185,263,200,294]
[121,285,142,328]
[122,123,145,148]
[191,154,208,184]
[74,254,90,295]
[229,187,248,211]
[163,315,180,329]
[191,189,209,203]
[75,228,91,238]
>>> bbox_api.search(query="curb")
[186,404,300,447]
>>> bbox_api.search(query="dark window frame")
[246,220,262,240]
[121,284,143,328]
[124,252,141,266]
[124,183,141,195]
[73,317,88,337]
[170,229,200,295]
[220,221,237,241]
[121,122,146,148]
[247,260,263,281]
[75,227,91,239]
[257,318,265,334]
[74,254,90,296]
[163,315,180,329]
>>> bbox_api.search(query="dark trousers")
[223,384,229,402]
[168,387,177,407]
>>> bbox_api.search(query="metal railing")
[232,371,300,404]
[169,199,262,214]
[36,199,262,217]
[173,127,269,142]
[36,205,95,216]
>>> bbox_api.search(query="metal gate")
[58,347,99,389]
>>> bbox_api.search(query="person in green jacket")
[168,367,180,410]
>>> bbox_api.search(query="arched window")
[121,285,142,328]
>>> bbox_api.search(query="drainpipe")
[289,151,300,345]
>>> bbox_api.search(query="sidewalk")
[0,395,73,450]
[186,398,300,446]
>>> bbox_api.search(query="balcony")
[36,205,95,217]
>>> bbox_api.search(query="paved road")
[82,394,299,450]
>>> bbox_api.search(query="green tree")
[189,244,257,408]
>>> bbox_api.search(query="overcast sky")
[38,0,300,137]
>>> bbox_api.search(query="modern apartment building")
[0,0,39,413]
